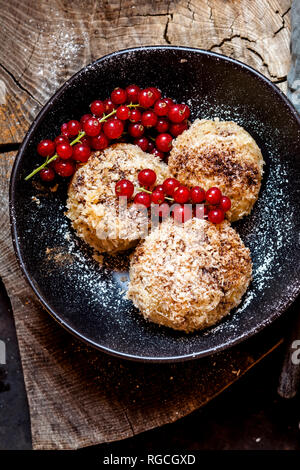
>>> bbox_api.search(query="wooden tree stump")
[0,0,291,141]
[0,0,292,450]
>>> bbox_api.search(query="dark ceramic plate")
[9,46,300,362]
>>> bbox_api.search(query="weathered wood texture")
[0,0,291,144]
[0,0,291,450]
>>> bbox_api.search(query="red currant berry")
[141,110,158,128]
[37,139,55,157]
[162,178,180,196]
[129,108,142,123]
[219,196,231,212]
[56,142,73,160]
[116,105,131,120]
[115,179,134,198]
[128,122,144,138]
[54,135,68,147]
[147,141,155,153]
[157,202,170,218]
[206,187,222,205]
[90,100,105,117]
[164,98,174,107]
[90,133,109,150]
[148,87,161,101]
[173,185,190,203]
[138,88,156,108]
[138,168,157,187]
[208,208,224,224]
[134,137,149,152]
[80,114,93,126]
[103,98,115,114]
[151,148,165,159]
[61,122,70,137]
[72,143,91,162]
[155,133,173,152]
[154,185,164,193]
[154,99,169,116]
[168,104,186,123]
[155,117,169,133]
[182,104,190,119]
[169,121,188,137]
[190,186,206,203]
[111,87,127,105]
[80,135,92,146]
[204,205,209,216]
[134,192,151,208]
[54,159,75,177]
[194,204,205,219]
[103,118,124,139]
[39,167,55,182]
[126,84,141,103]
[151,189,165,204]
[83,118,101,137]
[67,119,81,137]
[48,160,56,169]
[172,204,193,223]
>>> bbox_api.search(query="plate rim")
[9,45,300,363]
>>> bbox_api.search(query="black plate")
[9,46,300,362]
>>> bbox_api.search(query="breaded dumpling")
[127,218,252,332]
[66,143,170,253]
[168,119,264,221]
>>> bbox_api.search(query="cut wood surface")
[0,0,292,450]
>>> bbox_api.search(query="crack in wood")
[209,34,256,51]
[246,45,287,82]
[209,31,288,83]
[0,143,20,153]
[187,0,195,22]
[274,6,291,36]
[19,30,41,82]
[206,0,213,21]
[123,409,135,436]
[117,0,122,25]
[272,77,287,85]
[164,14,173,44]
[0,62,42,107]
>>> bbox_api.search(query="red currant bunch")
[27,84,191,184]
[114,171,231,226]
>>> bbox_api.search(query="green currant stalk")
[138,187,210,206]
[138,186,174,202]
[25,103,140,181]
[24,131,85,181]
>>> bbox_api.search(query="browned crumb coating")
[128,218,252,332]
[168,119,264,221]
[66,143,170,253]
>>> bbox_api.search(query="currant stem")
[25,104,140,181]
[25,155,56,181]
[71,130,85,145]
[138,186,152,194]
[98,103,139,123]
[138,186,174,202]
[25,131,86,181]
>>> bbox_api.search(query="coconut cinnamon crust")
[66,143,170,253]
[127,218,252,333]
[168,119,264,221]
